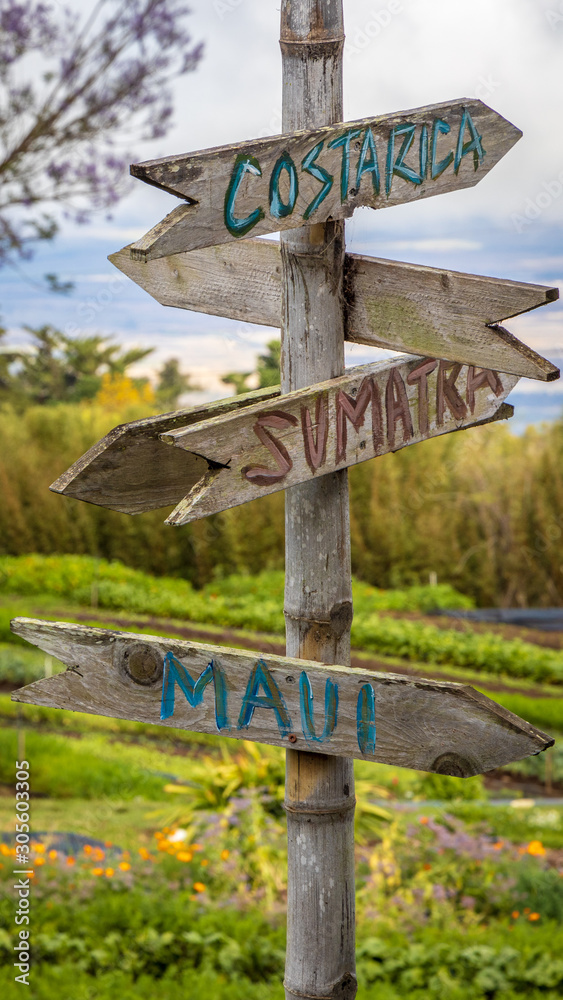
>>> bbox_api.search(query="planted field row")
[1,556,563,685]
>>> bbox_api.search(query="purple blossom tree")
[0,0,203,270]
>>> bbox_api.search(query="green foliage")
[0,728,170,799]
[347,417,563,606]
[351,614,563,684]
[222,339,280,395]
[156,358,200,410]
[2,555,563,685]
[2,326,153,407]
[483,692,563,735]
[1,398,563,607]
[0,641,54,684]
[412,771,484,801]
[356,932,563,997]
[450,803,563,851]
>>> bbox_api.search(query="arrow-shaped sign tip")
[129,203,196,263]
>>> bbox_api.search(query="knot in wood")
[117,643,163,686]
[431,752,474,778]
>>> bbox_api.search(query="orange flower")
[66,857,76,867]
[193,882,206,893]
[493,841,504,850]
[221,849,230,861]
[48,849,57,860]
[92,867,104,876]
[511,911,520,919]
[33,843,46,854]
[105,868,115,877]
[524,908,531,914]
[423,863,432,871]
[0,844,11,856]
[83,845,93,855]
[35,857,45,866]
[177,851,193,863]
[201,859,209,867]
[118,862,131,872]
[138,847,152,860]
[419,817,428,825]
[191,843,203,852]
[154,832,164,840]
[529,912,540,921]
[527,841,546,857]
[104,841,112,848]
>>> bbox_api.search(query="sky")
[1,0,562,430]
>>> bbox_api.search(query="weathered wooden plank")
[129,99,522,259]
[162,356,519,525]
[10,619,553,775]
[345,254,559,381]
[109,241,559,382]
[49,384,280,514]
[49,358,516,518]
[109,240,283,328]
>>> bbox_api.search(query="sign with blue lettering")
[129,98,522,261]
[10,619,553,776]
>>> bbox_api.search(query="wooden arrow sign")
[50,358,517,517]
[162,355,518,525]
[129,99,522,260]
[50,384,279,514]
[110,239,559,382]
[11,619,553,774]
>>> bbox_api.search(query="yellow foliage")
[94,372,154,409]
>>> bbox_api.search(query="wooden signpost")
[50,357,516,517]
[11,3,560,999]
[162,356,518,525]
[11,619,553,775]
[128,98,522,260]
[110,240,559,382]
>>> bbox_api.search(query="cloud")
[382,239,483,253]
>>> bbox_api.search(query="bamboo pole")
[280,3,356,998]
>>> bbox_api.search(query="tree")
[256,338,281,388]
[0,0,202,272]
[156,357,200,410]
[2,324,153,405]
[222,339,281,395]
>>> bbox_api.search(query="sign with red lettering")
[128,98,522,260]
[49,358,517,520]
[162,355,518,525]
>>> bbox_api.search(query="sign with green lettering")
[129,98,521,260]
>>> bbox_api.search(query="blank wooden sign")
[11,619,553,776]
[110,241,559,383]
